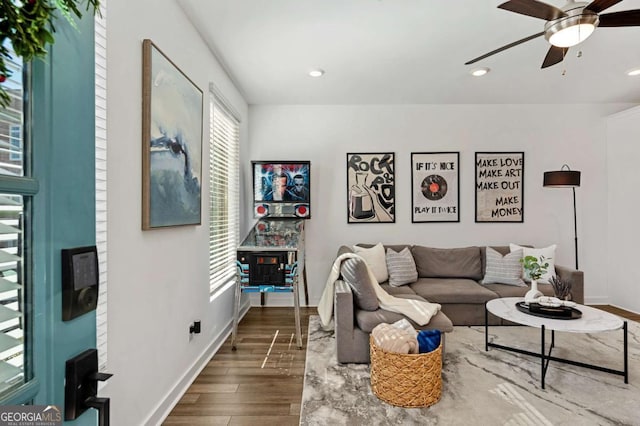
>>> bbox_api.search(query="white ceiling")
[179,0,640,105]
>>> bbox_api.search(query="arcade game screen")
[252,161,311,218]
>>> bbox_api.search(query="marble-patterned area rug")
[300,315,640,425]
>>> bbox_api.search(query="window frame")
[0,58,40,404]
[209,88,240,296]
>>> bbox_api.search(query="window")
[9,126,21,162]
[0,44,32,400]
[209,90,240,295]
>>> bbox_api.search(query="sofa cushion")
[411,246,482,280]
[409,277,498,304]
[480,247,526,286]
[340,258,379,311]
[509,243,557,284]
[483,282,555,299]
[386,247,418,287]
[355,294,454,333]
[379,283,417,296]
[356,243,413,253]
[353,242,388,283]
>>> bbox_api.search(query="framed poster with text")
[411,152,459,223]
[346,153,395,223]
[475,152,524,222]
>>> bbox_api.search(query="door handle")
[65,349,112,425]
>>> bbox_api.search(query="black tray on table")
[515,302,582,320]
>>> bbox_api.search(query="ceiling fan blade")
[465,32,544,65]
[599,10,640,26]
[584,0,623,14]
[541,46,568,68]
[498,0,566,21]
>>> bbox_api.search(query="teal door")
[0,12,100,425]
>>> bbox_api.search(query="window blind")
[209,93,239,294]
[95,1,108,371]
[0,49,26,396]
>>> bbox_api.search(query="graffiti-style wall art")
[346,153,395,223]
[411,152,460,223]
[475,152,524,222]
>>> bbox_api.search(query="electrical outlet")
[189,321,201,335]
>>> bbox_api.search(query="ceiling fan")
[466,0,640,68]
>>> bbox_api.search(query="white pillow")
[509,243,557,284]
[353,243,389,283]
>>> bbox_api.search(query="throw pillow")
[481,247,526,286]
[509,243,557,284]
[353,242,389,283]
[340,258,379,311]
[386,247,418,287]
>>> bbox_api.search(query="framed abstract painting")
[142,39,203,229]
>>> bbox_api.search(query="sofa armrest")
[335,280,354,333]
[555,265,584,304]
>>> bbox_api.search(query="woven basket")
[369,335,442,408]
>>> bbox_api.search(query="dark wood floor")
[163,305,637,425]
[591,305,640,322]
[163,307,316,425]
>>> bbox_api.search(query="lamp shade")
[543,170,581,187]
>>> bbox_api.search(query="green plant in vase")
[520,255,549,302]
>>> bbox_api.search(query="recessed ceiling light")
[471,67,490,77]
[627,68,640,76]
[309,69,325,78]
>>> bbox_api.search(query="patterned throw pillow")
[386,247,419,287]
[353,243,389,283]
[481,247,526,286]
[509,243,557,283]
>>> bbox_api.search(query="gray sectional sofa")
[334,244,584,363]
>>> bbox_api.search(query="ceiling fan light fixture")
[545,12,599,48]
[471,67,490,77]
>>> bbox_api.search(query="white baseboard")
[145,300,251,426]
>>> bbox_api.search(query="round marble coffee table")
[485,297,628,389]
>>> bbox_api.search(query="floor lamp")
[543,165,581,270]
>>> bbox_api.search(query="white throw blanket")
[317,253,441,330]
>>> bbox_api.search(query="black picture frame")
[346,152,395,223]
[411,152,460,223]
[475,151,525,223]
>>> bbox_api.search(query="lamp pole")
[543,164,581,271]
[572,186,578,270]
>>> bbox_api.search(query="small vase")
[524,279,543,303]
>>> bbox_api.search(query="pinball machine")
[231,161,310,350]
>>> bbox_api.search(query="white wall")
[248,104,632,307]
[607,106,640,314]
[105,0,249,424]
